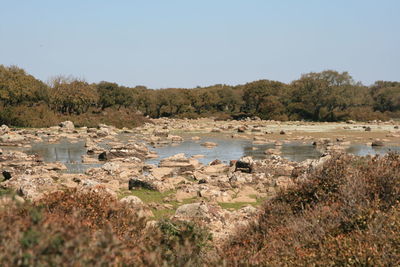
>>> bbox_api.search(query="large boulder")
[120,195,143,206]
[59,121,75,130]
[159,153,200,170]
[103,143,150,160]
[235,157,254,173]
[0,125,10,134]
[201,142,218,148]
[371,140,384,147]
[102,162,120,174]
[128,179,157,191]
[153,129,169,137]
[201,164,229,175]
[151,167,175,179]
[174,202,224,222]
[2,174,56,201]
[0,134,25,143]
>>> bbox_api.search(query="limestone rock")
[0,125,10,134]
[201,142,218,148]
[59,121,75,130]
[0,134,25,143]
[120,195,143,206]
[371,140,384,146]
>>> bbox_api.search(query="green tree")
[49,76,99,115]
[289,70,371,121]
[371,81,400,113]
[241,80,288,119]
[0,65,49,106]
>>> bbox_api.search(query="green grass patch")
[118,188,175,203]
[151,197,199,220]
[119,189,199,220]
[219,195,267,210]
[152,209,176,220]
[0,188,13,197]
[218,202,252,210]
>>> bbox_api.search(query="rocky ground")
[1,118,399,243]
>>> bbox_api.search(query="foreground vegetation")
[1,153,399,266]
[1,65,399,127]
[222,153,400,266]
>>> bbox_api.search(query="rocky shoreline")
[1,118,399,243]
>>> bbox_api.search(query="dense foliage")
[0,65,399,127]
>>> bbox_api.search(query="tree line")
[0,65,399,127]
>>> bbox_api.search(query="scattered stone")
[128,179,157,191]
[153,129,169,137]
[120,195,143,206]
[98,151,108,161]
[274,141,283,146]
[151,167,174,179]
[371,140,384,146]
[159,153,200,170]
[2,171,12,181]
[0,134,25,143]
[201,142,218,148]
[169,135,184,142]
[210,159,222,165]
[237,126,246,133]
[264,148,281,155]
[102,162,120,174]
[59,121,75,130]
[0,125,10,134]
[235,160,252,173]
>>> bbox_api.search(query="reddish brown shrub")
[221,153,400,266]
[0,189,212,266]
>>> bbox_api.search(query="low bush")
[0,189,212,266]
[221,153,400,266]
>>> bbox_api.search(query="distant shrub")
[65,107,150,128]
[0,105,149,128]
[0,103,59,127]
[344,106,389,121]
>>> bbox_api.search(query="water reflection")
[11,136,400,173]
[29,140,86,163]
[147,137,250,165]
[148,138,324,165]
[346,145,400,156]
[243,143,322,162]
[27,139,100,173]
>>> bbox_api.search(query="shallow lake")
[28,139,101,173]
[146,136,400,165]
[14,134,400,173]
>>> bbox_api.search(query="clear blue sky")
[0,0,399,88]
